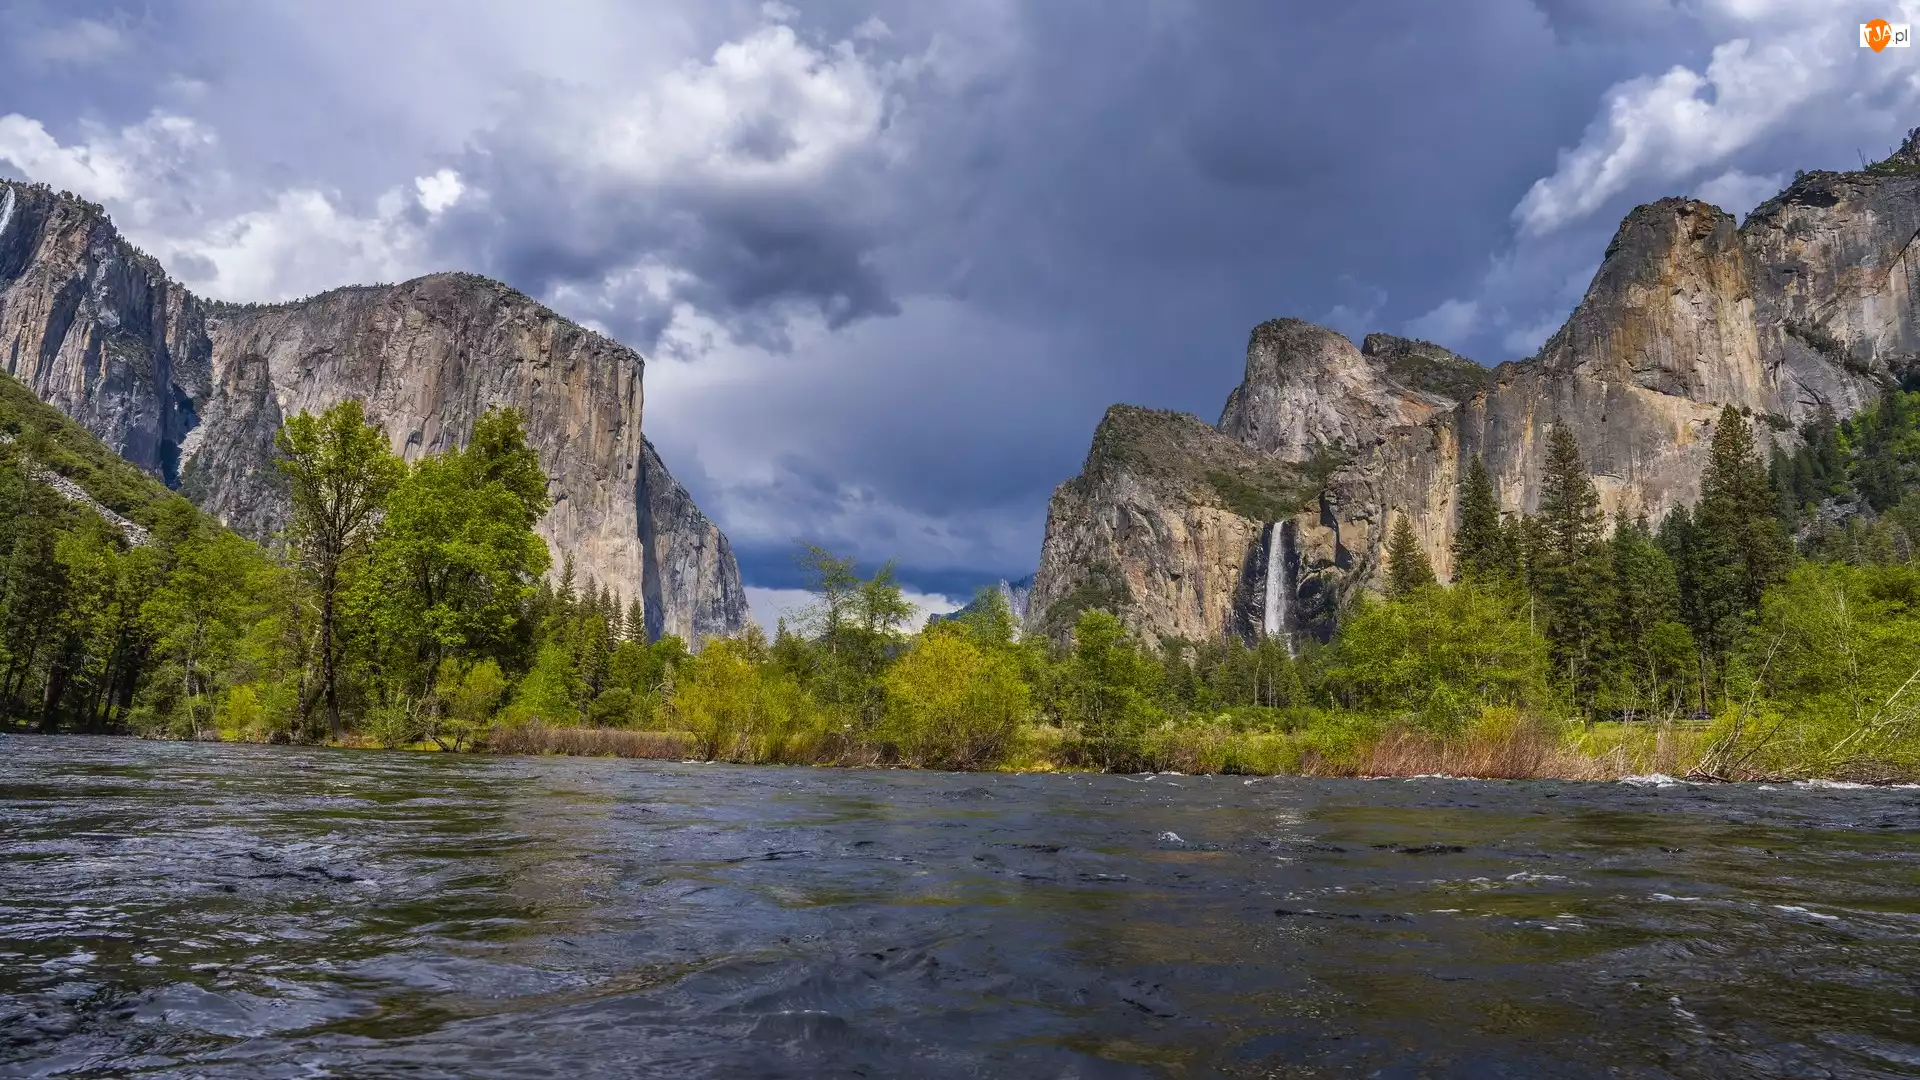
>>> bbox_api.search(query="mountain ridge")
[0,178,746,644]
[1029,133,1920,645]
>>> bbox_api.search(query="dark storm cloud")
[1,0,1899,611]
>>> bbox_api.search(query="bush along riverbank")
[5,395,1920,783]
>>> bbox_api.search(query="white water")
[1261,521,1293,656]
[0,187,14,240]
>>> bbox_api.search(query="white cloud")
[0,108,477,301]
[414,168,465,215]
[551,22,897,192]
[1404,298,1479,346]
[0,112,213,209]
[160,187,427,300]
[1514,37,1819,235]
[745,584,959,635]
[1692,168,1785,215]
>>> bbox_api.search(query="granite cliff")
[0,180,747,644]
[1032,136,1920,646]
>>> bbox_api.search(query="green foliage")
[1602,517,1697,718]
[10,367,1920,781]
[276,400,405,734]
[1533,426,1611,707]
[882,624,1028,769]
[432,659,507,751]
[1324,584,1549,734]
[1451,454,1507,585]
[357,408,552,708]
[1384,515,1436,598]
[0,372,186,527]
[1717,563,1920,778]
[1039,559,1133,638]
[1670,407,1795,690]
[1537,425,1604,559]
[1059,610,1163,769]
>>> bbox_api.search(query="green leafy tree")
[1324,583,1550,733]
[1063,610,1161,770]
[953,585,1018,650]
[432,659,507,751]
[276,401,404,734]
[882,624,1028,768]
[140,530,274,736]
[1385,515,1436,598]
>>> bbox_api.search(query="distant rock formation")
[1032,134,1920,644]
[932,574,1035,634]
[0,180,747,644]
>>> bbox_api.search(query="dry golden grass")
[486,725,696,759]
[1305,720,1704,780]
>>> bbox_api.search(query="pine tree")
[1685,406,1795,679]
[1531,424,1611,712]
[1536,424,1603,561]
[1385,515,1436,598]
[626,595,647,643]
[1451,454,1506,584]
[557,553,578,609]
[1605,515,1694,718]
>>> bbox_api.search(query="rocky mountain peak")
[1218,318,1453,464]
[1359,333,1490,404]
[1032,132,1920,647]
[0,180,747,644]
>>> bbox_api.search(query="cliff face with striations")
[1032,136,1920,645]
[0,180,747,644]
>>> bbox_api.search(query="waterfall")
[0,188,14,240]
[1261,520,1297,658]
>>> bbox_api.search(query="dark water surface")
[2,736,1918,1078]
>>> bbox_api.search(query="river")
[1,734,1917,1078]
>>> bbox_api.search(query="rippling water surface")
[2,735,1919,1078]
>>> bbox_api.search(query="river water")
[1,736,1917,1078]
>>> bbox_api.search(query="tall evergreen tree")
[626,595,647,643]
[1703,407,1793,595]
[1537,424,1604,560]
[1385,515,1436,598]
[1604,515,1695,717]
[1532,424,1611,710]
[1665,407,1796,697]
[1451,454,1506,584]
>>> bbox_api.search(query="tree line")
[4,392,1919,779]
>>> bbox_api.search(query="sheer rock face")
[1034,153,1919,643]
[639,437,747,645]
[1028,406,1316,643]
[1217,319,1455,462]
[0,180,746,644]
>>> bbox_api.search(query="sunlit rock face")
[0,180,746,644]
[1034,141,1920,644]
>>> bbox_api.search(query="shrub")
[882,626,1029,769]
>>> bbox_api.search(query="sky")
[3,0,1919,629]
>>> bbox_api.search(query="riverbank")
[16,708,1910,783]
